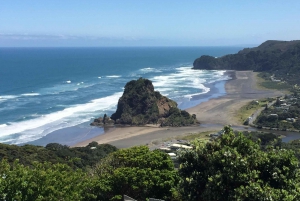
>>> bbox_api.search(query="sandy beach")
[186,71,283,125]
[75,71,284,148]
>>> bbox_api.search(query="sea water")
[0,47,242,145]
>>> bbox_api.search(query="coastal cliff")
[100,78,198,126]
[193,40,300,84]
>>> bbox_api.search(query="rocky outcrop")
[108,78,198,126]
[90,114,115,126]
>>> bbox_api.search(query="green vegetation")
[175,131,214,141]
[282,139,300,162]
[236,98,272,124]
[255,95,300,130]
[0,160,95,201]
[237,130,281,148]
[259,80,291,90]
[3,128,300,200]
[257,72,292,90]
[0,142,117,169]
[110,78,197,126]
[92,146,179,200]
[193,40,300,85]
[0,145,178,201]
[178,126,300,201]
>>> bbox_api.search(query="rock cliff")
[108,78,198,126]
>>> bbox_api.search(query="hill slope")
[193,40,300,84]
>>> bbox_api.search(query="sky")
[0,0,300,47]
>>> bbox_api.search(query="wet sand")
[186,71,284,125]
[74,71,284,148]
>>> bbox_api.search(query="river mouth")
[200,123,300,143]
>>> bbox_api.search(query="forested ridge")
[2,127,300,200]
[193,40,300,85]
[0,142,117,169]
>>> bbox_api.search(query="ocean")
[0,47,242,145]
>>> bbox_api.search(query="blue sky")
[1,0,299,47]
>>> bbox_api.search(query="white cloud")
[0,33,144,42]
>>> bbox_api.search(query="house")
[286,118,296,122]
[245,116,252,125]
[159,147,171,152]
[167,153,177,160]
[170,143,193,151]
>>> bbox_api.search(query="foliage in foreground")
[2,128,300,200]
[92,146,179,201]
[178,126,300,201]
[0,160,95,201]
[0,145,178,201]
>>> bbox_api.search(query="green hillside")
[193,40,300,85]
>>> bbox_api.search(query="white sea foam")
[39,81,96,95]
[0,95,19,100]
[151,67,228,99]
[0,92,122,144]
[183,86,211,99]
[156,88,174,92]
[0,124,7,128]
[142,67,152,70]
[66,80,71,84]
[207,70,229,83]
[21,93,40,96]
[106,75,121,78]
[98,76,102,79]
[140,67,162,73]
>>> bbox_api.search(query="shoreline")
[25,70,285,148]
[74,70,284,148]
[73,71,231,147]
[29,70,230,147]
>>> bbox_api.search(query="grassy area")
[256,73,291,91]
[175,131,215,142]
[260,81,291,90]
[235,99,272,124]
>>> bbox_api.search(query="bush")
[178,126,300,201]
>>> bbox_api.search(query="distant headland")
[193,40,300,85]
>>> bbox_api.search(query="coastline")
[74,71,231,147]
[74,70,284,148]
[28,70,230,147]
[25,70,284,148]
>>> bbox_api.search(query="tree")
[265,103,269,110]
[177,126,300,201]
[103,114,107,124]
[0,160,96,201]
[93,146,179,201]
[275,97,281,106]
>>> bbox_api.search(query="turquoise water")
[0,47,242,144]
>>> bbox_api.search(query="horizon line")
[0,44,257,48]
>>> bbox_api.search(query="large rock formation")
[109,78,198,126]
